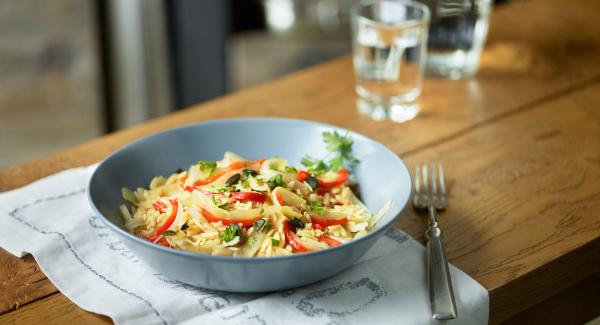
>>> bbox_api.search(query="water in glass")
[352,2,429,122]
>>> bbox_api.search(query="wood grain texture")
[0,293,110,325]
[1,0,600,322]
[398,82,600,322]
[0,250,56,315]
[500,271,600,325]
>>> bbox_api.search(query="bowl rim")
[87,117,412,263]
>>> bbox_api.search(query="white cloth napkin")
[0,165,488,325]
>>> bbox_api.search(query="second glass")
[422,0,493,79]
[351,0,430,122]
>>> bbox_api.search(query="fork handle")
[426,207,457,320]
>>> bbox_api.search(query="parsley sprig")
[300,156,327,174]
[301,131,357,173]
[198,161,217,176]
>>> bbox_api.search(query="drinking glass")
[351,0,430,122]
[422,0,493,79]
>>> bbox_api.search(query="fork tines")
[413,163,447,210]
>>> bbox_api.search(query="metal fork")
[413,163,457,320]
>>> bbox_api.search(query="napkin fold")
[0,165,488,325]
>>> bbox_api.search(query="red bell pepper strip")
[248,158,266,169]
[227,161,248,171]
[147,200,178,243]
[157,237,171,247]
[312,223,323,230]
[226,158,265,172]
[319,235,342,247]
[296,170,310,182]
[152,200,167,213]
[230,191,267,203]
[316,188,330,195]
[178,175,188,184]
[200,208,221,223]
[193,171,225,186]
[311,216,348,227]
[283,222,309,253]
[317,169,349,189]
[200,208,260,227]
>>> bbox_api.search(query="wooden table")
[2,0,600,323]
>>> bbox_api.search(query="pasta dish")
[120,132,390,257]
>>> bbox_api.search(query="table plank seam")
[0,291,57,317]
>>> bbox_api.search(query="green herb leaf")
[219,227,234,242]
[322,131,357,171]
[198,161,217,176]
[302,130,357,173]
[234,179,251,192]
[267,174,284,190]
[301,156,327,174]
[301,155,318,167]
[247,237,257,246]
[323,131,352,153]
[162,230,177,236]
[207,184,231,193]
[211,196,229,209]
[269,161,279,170]
[253,218,271,232]
[231,224,242,237]
[271,238,280,246]
[220,224,242,242]
[328,154,345,172]
[310,202,324,211]
[284,166,297,174]
[305,175,319,190]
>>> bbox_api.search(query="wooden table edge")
[489,236,600,324]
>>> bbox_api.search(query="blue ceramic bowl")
[88,118,411,292]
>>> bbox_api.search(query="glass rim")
[352,0,431,27]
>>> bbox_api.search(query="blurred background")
[0,0,508,170]
[0,0,356,170]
